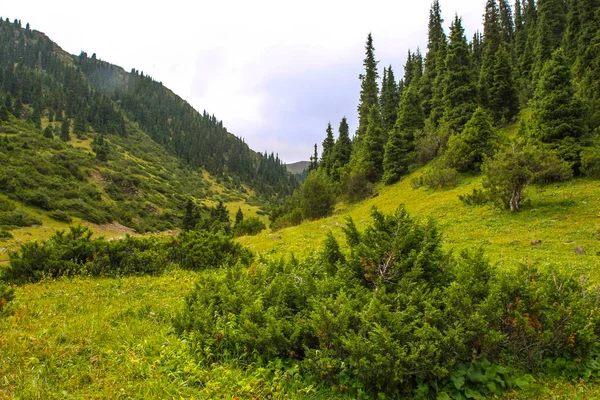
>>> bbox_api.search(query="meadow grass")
[240,172,600,279]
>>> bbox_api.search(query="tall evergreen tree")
[380,66,400,135]
[356,105,385,183]
[480,0,502,109]
[489,42,520,122]
[421,0,446,119]
[320,123,335,175]
[308,144,319,172]
[518,0,539,101]
[442,15,478,132]
[530,48,586,143]
[356,33,379,141]
[383,84,424,184]
[60,118,70,141]
[428,37,448,127]
[499,0,516,43]
[534,0,568,77]
[331,117,352,180]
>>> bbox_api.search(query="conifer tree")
[235,207,244,225]
[60,119,70,141]
[518,0,539,101]
[380,66,400,135]
[442,16,478,132]
[43,124,54,139]
[383,83,424,184]
[421,0,446,119]
[499,0,515,43]
[308,144,319,172]
[489,42,519,122]
[480,0,502,109]
[530,48,586,143]
[356,105,385,183]
[182,199,199,231]
[356,33,379,141]
[428,37,448,127]
[320,123,335,175]
[331,117,352,180]
[0,106,8,122]
[534,0,567,77]
[73,113,87,139]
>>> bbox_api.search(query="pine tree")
[518,0,539,101]
[530,48,586,143]
[182,199,199,231]
[499,0,516,43]
[73,113,87,139]
[331,117,352,180]
[356,33,379,141]
[489,42,520,122]
[43,124,54,139]
[534,0,567,77]
[0,106,8,122]
[428,37,448,127]
[308,144,319,172]
[356,105,385,183]
[60,119,70,141]
[442,16,478,132]
[383,83,424,184]
[380,66,400,135]
[480,0,502,109]
[320,123,335,175]
[235,207,244,225]
[420,0,446,119]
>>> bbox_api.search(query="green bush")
[175,206,600,398]
[412,166,459,190]
[234,217,266,237]
[48,210,73,223]
[300,170,336,220]
[581,147,600,178]
[0,209,42,227]
[459,188,490,206]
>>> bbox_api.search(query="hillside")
[0,18,297,240]
[286,161,310,174]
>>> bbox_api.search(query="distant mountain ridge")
[286,161,310,174]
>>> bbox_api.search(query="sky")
[3,0,486,163]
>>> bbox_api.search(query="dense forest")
[0,17,298,203]
[272,0,600,227]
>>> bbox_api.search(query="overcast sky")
[3,0,485,162]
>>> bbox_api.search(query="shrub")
[412,166,459,190]
[175,206,600,398]
[234,217,266,237]
[459,188,490,206]
[581,147,600,178]
[300,170,336,220]
[48,210,73,223]
[0,209,42,227]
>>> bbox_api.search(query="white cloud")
[3,0,485,162]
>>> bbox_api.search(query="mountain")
[285,161,310,175]
[0,18,299,233]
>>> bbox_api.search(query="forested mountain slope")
[0,18,297,235]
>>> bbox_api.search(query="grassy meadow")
[2,165,600,398]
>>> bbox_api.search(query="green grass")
[240,172,600,279]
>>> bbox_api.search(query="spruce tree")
[480,0,502,109]
[530,48,586,143]
[182,199,198,231]
[357,105,385,183]
[442,16,478,133]
[489,42,519,123]
[534,0,567,77]
[43,124,54,139]
[73,113,87,139]
[421,0,446,119]
[499,0,515,43]
[518,0,539,101]
[0,106,8,122]
[428,37,448,127]
[235,207,244,225]
[383,83,424,184]
[320,123,335,175]
[380,66,400,136]
[308,144,319,172]
[356,33,379,141]
[331,117,352,180]
[60,119,70,141]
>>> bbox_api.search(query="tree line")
[275,0,600,225]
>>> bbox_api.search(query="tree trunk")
[510,186,522,212]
